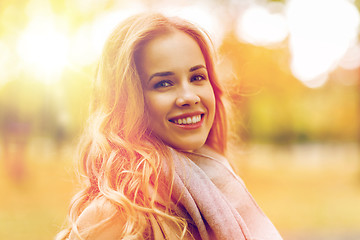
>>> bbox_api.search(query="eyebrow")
[148,64,207,82]
[189,64,206,72]
[148,71,174,82]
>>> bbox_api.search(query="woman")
[57,13,282,240]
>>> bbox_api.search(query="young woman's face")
[137,30,216,151]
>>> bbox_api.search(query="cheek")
[144,93,170,122]
[203,85,216,114]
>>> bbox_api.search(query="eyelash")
[153,74,207,89]
[154,80,173,89]
[191,74,206,82]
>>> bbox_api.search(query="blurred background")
[0,0,359,239]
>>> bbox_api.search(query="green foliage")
[220,34,360,144]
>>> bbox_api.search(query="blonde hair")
[57,12,227,239]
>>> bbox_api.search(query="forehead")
[136,30,206,77]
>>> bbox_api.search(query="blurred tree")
[219,32,360,144]
[0,76,45,181]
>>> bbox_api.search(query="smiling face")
[136,30,216,151]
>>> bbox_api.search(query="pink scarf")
[164,146,283,240]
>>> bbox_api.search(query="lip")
[168,111,205,130]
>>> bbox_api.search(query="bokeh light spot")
[17,17,69,83]
[286,0,359,86]
[236,2,288,47]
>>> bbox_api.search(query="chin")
[170,140,206,152]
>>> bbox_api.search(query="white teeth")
[192,116,196,123]
[187,117,192,124]
[173,114,202,125]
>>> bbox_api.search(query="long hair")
[57,12,227,239]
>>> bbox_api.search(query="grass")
[0,141,359,239]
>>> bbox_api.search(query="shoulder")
[68,197,124,240]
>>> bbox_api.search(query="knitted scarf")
[155,146,283,240]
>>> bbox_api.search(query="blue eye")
[191,74,206,82]
[154,80,172,89]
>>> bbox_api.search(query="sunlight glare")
[17,17,69,83]
[70,24,96,67]
[69,3,145,67]
[159,4,225,48]
[236,2,288,47]
[286,0,359,87]
[90,6,145,58]
[339,43,360,70]
[290,38,338,82]
[72,0,107,14]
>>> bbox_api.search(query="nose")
[175,84,200,107]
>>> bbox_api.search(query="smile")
[172,114,201,125]
[169,113,205,128]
